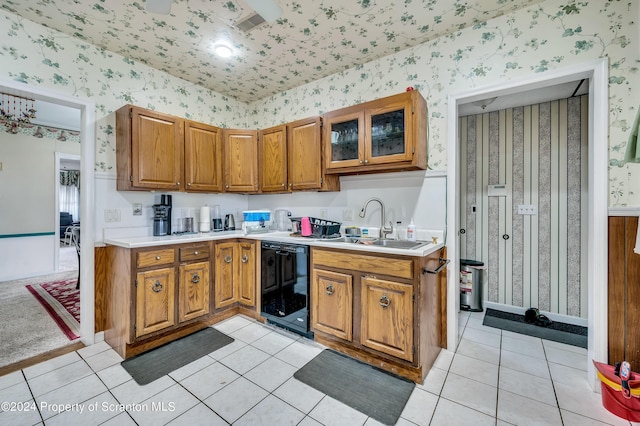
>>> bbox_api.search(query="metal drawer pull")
[152,280,163,293]
[379,294,390,307]
[224,255,232,263]
[194,251,198,255]
[191,273,200,284]
[422,258,450,275]
[325,284,335,295]
[241,254,249,263]
[155,256,161,260]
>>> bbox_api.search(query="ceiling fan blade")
[146,0,172,15]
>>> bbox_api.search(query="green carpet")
[122,327,234,385]
[294,350,415,425]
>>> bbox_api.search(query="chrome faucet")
[359,197,393,239]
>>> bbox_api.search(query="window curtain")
[60,170,80,221]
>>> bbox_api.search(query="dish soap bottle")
[406,218,416,242]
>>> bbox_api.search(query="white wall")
[248,171,447,240]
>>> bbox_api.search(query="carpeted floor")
[0,270,79,368]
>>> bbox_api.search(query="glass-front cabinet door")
[324,111,365,169]
[365,99,413,165]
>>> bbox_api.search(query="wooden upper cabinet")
[323,90,427,174]
[288,117,327,191]
[259,125,288,192]
[117,105,184,191]
[184,121,223,192]
[224,129,259,193]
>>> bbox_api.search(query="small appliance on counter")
[199,205,211,233]
[152,194,172,236]
[242,210,271,234]
[212,205,223,232]
[224,214,236,231]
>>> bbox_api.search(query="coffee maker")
[153,194,172,236]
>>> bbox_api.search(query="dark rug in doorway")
[294,349,415,425]
[482,308,587,348]
[121,327,234,385]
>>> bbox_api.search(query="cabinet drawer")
[137,249,175,268]
[179,245,210,262]
[313,249,414,280]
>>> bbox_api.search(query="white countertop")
[104,230,444,257]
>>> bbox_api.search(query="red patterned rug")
[26,278,80,340]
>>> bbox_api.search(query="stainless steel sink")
[335,236,430,250]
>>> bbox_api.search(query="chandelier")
[0,92,37,134]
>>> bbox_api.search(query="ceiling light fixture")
[214,44,233,58]
[145,0,172,15]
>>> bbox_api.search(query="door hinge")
[130,175,133,183]
[412,147,415,154]
[411,105,415,115]
[129,111,133,119]
[320,177,323,184]
[134,324,137,333]
[412,294,415,302]
[319,117,323,128]
[135,279,138,287]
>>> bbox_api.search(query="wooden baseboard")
[0,341,85,377]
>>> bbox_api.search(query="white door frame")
[1,77,96,347]
[54,152,81,272]
[447,58,609,389]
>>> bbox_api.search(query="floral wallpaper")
[0,0,545,103]
[0,0,639,206]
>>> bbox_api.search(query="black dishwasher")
[260,241,312,338]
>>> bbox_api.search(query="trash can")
[460,259,484,312]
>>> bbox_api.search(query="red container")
[593,360,640,421]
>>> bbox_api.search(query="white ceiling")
[3,0,545,103]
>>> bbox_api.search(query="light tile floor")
[0,312,636,425]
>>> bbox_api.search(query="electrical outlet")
[343,209,354,221]
[133,203,142,216]
[517,204,537,215]
[320,208,328,219]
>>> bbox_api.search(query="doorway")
[446,58,609,389]
[55,153,81,273]
[0,77,96,354]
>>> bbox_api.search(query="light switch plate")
[343,209,354,221]
[517,204,537,215]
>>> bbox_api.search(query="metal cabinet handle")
[422,258,450,275]
[152,280,163,293]
[194,251,199,255]
[224,255,232,263]
[187,182,191,186]
[379,294,390,308]
[225,184,230,189]
[191,273,200,284]
[176,181,180,186]
[359,160,363,164]
[325,284,335,295]
[241,254,249,263]
[364,159,369,164]
[155,256,161,260]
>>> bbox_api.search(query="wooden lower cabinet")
[311,269,353,341]
[103,240,259,359]
[179,261,210,322]
[135,267,176,338]
[360,277,413,362]
[310,247,446,383]
[214,240,256,309]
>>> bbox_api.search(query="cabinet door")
[131,108,183,190]
[311,268,353,341]
[360,276,413,361]
[224,129,259,192]
[365,97,413,165]
[259,125,288,192]
[288,117,322,190]
[135,267,176,338]
[215,243,238,308]
[324,111,365,170]
[178,261,210,322]
[184,121,223,192]
[238,242,256,307]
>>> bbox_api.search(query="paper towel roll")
[200,206,211,232]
